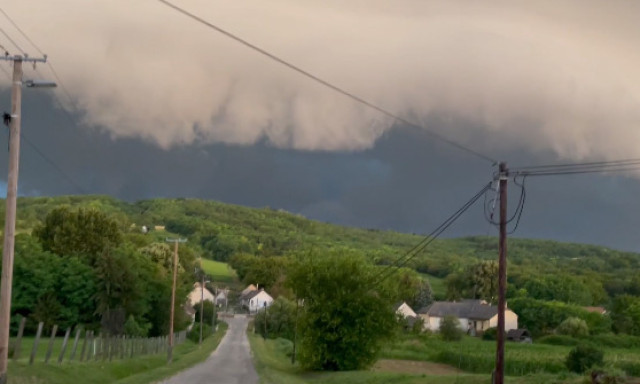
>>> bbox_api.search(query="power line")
[0,7,76,110]
[513,158,640,171]
[156,0,498,165]
[0,7,45,56]
[19,132,88,194]
[369,182,492,285]
[513,166,640,177]
[0,28,24,55]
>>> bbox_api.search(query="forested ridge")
[4,194,640,341]
[7,194,640,302]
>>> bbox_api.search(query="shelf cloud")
[2,0,639,159]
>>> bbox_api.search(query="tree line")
[8,206,197,337]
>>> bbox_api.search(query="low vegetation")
[5,195,640,381]
[7,322,227,384]
[382,334,640,377]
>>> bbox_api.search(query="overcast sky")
[1,1,640,251]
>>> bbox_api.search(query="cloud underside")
[1,0,639,159]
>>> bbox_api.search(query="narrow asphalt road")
[160,315,259,384]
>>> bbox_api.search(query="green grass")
[200,259,237,284]
[382,334,640,377]
[7,322,228,384]
[247,331,578,384]
[422,274,446,300]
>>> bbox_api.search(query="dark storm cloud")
[5,91,640,252]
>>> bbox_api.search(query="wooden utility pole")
[291,299,299,364]
[494,162,508,384]
[199,275,204,344]
[263,302,268,340]
[0,54,49,384]
[166,237,187,363]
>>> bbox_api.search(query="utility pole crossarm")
[0,54,47,63]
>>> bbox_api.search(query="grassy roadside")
[7,322,228,384]
[248,332,584,384]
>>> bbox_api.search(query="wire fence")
[10,316,187,365]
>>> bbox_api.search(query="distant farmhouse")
[418,300,518,335]
[394,301,421,329]
[241,287,273,314]
[215,289,229,307]
[187,282,215,307]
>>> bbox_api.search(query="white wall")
[488,310,518,331]
[397,303,417,318]
[420,315,468,332]
[248,291,274,313]
[187,283,215,307]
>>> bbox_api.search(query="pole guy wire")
[370,181,492,285]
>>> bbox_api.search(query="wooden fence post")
[103,334,109,361]
[58,327,71,364]
[79,330,89,362]
[12,316,26,360]
[95,333,101,361]
[69,327,82,361]
[29,322,44,365]
[44,324,58,364]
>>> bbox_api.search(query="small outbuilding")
[507,329,532,343]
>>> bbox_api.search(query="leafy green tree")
[445,261,497,303]
[194,301,216,326]
[228,253,258,281]
[556,317,589,338]
[439,315,463,341]
[243,257,290,291]
[287,251,397,371]
[33,207,123,264]
[523,275,594,306]
[469,261,498,303]
[124,315,150,337]
[509,298,611,336]
[255,297,297,340]
[565,344,604,373]
[12,234,98,331]
[140,243,174,272]
[610,295,640,335]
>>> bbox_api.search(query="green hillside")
[6,195,640,305]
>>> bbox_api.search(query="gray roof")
[242,290,262,300]
[507,329,530,340]
[417,300,498,320]
[242,289,272,301]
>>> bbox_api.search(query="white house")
[215,289,229,307]
[242,289,273,313]
[417,300,518,335]
[394,301,418,318]
[187,282,215,307]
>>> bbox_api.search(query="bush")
[538,335,580,346]
[187,322,212,343]
[565,344,604,373]
[194,301,216,327]
[482,327,500,341]
[439,315,463,341]
[124,315,150,337]
[556,317,589,338]
[254,297,297,340]
[591,333,640,349]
